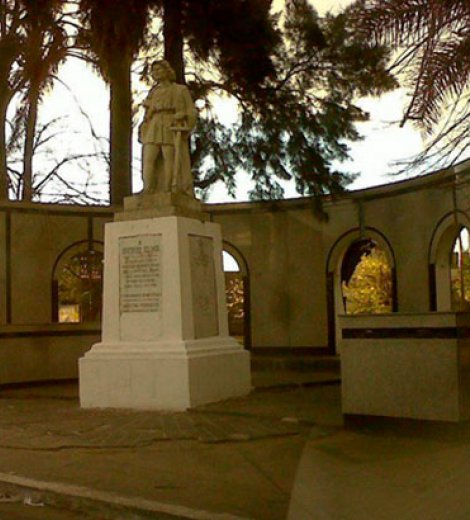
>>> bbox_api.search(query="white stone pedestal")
[79,212,251,410]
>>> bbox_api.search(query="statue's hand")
[174,112,187,124]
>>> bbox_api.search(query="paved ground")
[0,371,340,520]
[1,368,470,519]
[0,501,88,519]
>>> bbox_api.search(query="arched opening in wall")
[341,239,393,315]
[450,227,470,310]
[52,241,104,323]
[326,228,396,354]
[223,245,251,348]
[429,213,470,311]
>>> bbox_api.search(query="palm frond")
[405,35,470,129]
[352,0,470,137]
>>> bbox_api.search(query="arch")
[52,240,104,323]
[428,211,470,311]
[222,241,249,277]
[327,227,396,274]
[222,241,251,349]
[428,211,470,264]
[326,227,397,353]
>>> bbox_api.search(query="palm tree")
[20,0,68,201]
[353,0,470,162]
[78,0,150,207]
[0,0,24,200]
[0,0,68,201]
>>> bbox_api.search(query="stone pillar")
[79,193,251,410]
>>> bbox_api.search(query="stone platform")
[340,312,470,422]
[80,202,251,410]
[115,191,209,221]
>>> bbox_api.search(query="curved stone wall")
[1,160,469,383]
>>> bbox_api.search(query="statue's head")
[152,60,176,83]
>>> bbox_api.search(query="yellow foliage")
[342,247,392,314]
[226,276,245,320]
[451,253,470,310]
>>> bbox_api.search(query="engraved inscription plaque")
[189,235,218,338]
[119,234,162,313]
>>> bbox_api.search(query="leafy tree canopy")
[1,0,397,206]
[135,0,397,203]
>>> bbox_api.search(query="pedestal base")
[79,337,251,410]
[79,213,251,410]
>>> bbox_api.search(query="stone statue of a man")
[138,60,197,197]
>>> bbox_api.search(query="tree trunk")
[0,2,7,192]
[109,51,132,206]
[0,57,14,200]
[22,83,39,201]
[0,85,10,200]
[163,0,185,83]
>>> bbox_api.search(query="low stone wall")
[339,312,470,422]
[0,324,99,385]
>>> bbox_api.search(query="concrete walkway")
[0,368,470,519]
[0,369,339,520]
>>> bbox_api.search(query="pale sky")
[39,0,427,203]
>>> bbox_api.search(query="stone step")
[250,354,340,373]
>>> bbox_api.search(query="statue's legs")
[180,143,194,196]
[161,145,175,192]
[142,143,160,193]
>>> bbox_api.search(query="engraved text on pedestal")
[119,235,162,313]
